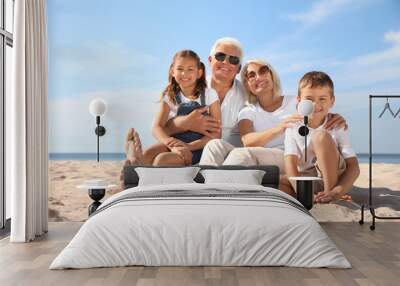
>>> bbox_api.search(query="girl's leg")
[124,128,135,154]
[153,152,186,166]
[120,159,133,189]
[312,130,340,192]
[126,128,144,163]
[142,143,169,165]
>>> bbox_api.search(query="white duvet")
[50,183,351,269]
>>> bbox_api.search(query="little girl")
[126,50,221,166]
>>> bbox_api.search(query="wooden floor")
[0,222,399,286]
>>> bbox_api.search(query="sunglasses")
[246,65,270,81]
[214,52,241,66]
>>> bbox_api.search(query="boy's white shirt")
[284,117,356,172]
[163,87,219,120]
[207,77,247,147]
[238,96,297,149]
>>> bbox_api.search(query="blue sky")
[47,0,400,154]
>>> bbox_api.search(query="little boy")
[281,71,360,203]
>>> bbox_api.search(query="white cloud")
[349,31,400,67]
[287,0,353,26]
[335,30,400,86]
[251,29,400,89]
[385,30,400,43]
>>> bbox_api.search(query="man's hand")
[186,107,221,137]
[162,137,186,149]
[171,146,192,165]
[324,113,348,130]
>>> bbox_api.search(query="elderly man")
[163,37,246,165]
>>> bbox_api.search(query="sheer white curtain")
[9,0,48,242]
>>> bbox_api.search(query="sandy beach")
[49,161,400,222]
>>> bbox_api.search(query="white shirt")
[284,117,356,171]
[208,78,246,147]
[163,88,219,120]
[238,96,297,149]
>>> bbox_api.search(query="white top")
[238,96,297,149]
[163,88,219,120]
[284,117,357,171]
[207,77,247,147]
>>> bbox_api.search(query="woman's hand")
[324,113,348,130]
[276,114,303,133]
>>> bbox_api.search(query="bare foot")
[133,130,143,157]
[126,130,143,164]
[124,128,135,154]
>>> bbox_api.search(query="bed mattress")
[50,183,350,269]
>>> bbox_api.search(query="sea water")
[49,153,400,163]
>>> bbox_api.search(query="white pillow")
[200,169,266,185]
[135,167,200,186]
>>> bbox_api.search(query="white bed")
[50,183,350,269]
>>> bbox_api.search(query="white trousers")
[199,139,235,166]
[199,139,285,173]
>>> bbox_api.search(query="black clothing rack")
[359,95,400,230]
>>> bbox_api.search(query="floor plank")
[0,222,399,286]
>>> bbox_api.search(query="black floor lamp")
[89,99,107,162]
[291,99,319,210]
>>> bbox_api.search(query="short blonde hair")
[210,37,243,62]
[241,59,282,104]
[298,71,334,98]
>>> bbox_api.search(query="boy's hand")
[171,146,192,165]
[324,113,348,130]
[314,186,344,203]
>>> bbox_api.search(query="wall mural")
[47,1,400,222]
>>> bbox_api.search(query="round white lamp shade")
[89,99,107,117]
[297,99,314,116]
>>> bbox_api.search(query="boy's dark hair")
[298,71,334,97]
[162,50,207,105]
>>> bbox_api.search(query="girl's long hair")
[162,50,207,105]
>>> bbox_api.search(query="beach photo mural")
[47,0,400,222]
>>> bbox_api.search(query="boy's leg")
[199,139,235,166]
[279,175,296,197]
[313,130,340,192]
[153,152,186,166]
